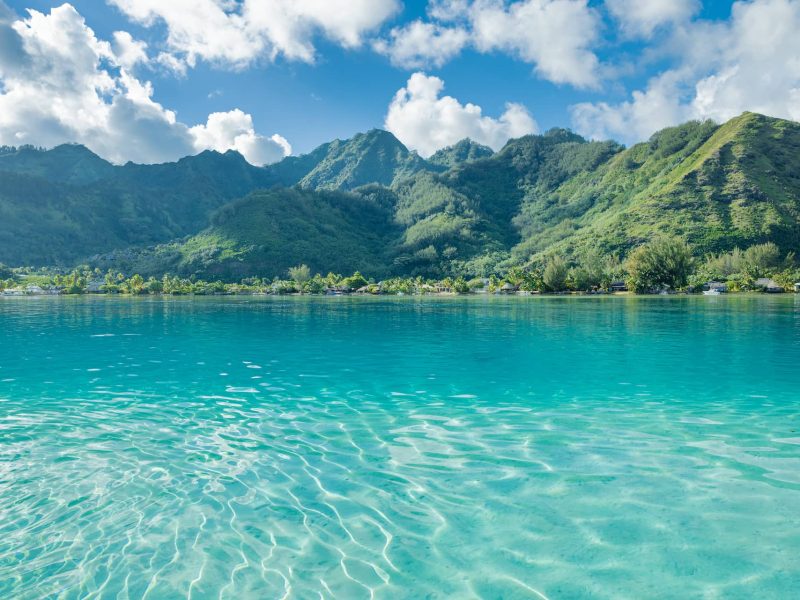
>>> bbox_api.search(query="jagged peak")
[428,138,495,168]
[49,143,103,157]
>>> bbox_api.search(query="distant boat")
[704,282,727,295]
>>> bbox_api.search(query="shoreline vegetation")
[2,238,799,298]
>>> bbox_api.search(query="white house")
[86,280,105,293]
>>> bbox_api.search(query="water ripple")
[0,296,799,598]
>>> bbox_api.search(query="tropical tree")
[543,256,569,292]
[145,277,163,294]
[324,272,342,288]
[741,242,780,279]
[505,266,527,288]
[306,274,326,294]
[287,264,311,290]
[120,274,144,295]
[626,237,694,293]
[341,271,368,290]
[452,277,470,294]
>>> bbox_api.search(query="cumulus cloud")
[190,109,291,165]
[470,0,600,88]
[427,0,471,21]
[606,0,699,38]
[0,3,290,165]
[571,70,690,142]
[373,20,469,68]
[385,72,537,157]
[375,0,601,88]
[108,0,400,70]
[111,30,148,69]
[571,0,800,144]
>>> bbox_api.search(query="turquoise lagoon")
[0,295,799,599]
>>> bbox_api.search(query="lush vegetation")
[88,187,400,279]
[1,112,800,283]
[427,139,494,169]
[0,146,280,266]
[3,237,798,297]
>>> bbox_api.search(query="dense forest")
[1,112,799,283]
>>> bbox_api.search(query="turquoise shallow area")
[1,295,799,599]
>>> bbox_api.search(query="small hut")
[499,283,518,294]
[87,279,105,293]
[755,278,783,293]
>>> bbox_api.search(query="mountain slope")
[295,129,431,190]
[384,129,623,274]
[126,129,627,279]
[510,113,800,262]
[0,130,434,266]
[95,188,399,279]
[2,112,800,277]
[0,144,116,184]
[427,139,494,169]
[0,149,278,266]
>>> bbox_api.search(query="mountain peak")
[295,128,426,191]
[49,143,103,158]
[0,141,114,185]
[428,138,494,168]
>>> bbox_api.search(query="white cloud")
[0,3,290,165]
[427,0,471,21]
[471,0,600,88]
[571,70,689,142]
[374,20,469,68]
[606,0,699,38]
[376,1,601,88]
[571,0,800,144]
[111,30,148,69]
[108,0,400,68]
[155,51,187,76]
[385,72,537,157]
[190,109,291,165]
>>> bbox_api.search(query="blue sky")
[0,1,797,164]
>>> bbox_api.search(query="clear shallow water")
[0,296,799,599]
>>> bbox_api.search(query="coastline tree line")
[1,238,798,296]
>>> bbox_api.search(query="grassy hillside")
[93,188,399,279]
[0,149,279,266]
[512,113,800,263]
[3,112,800,279]
[296,129,431,190]
[383,129,623,274]
[0,144,116,184]
[0,130,436,266]
[427,139,494,169]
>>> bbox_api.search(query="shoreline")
[1,290,796,300]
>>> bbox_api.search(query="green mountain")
[0,143,115,184]
[374,128,623,275]
[0,129,438,266]
[0,148,278,266]
[293,129,431,190]
[427,139,494,169]
[92,187,399,279]
[510,112,800,263]
[2,112,800,278]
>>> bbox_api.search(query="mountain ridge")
[2,112,799,279]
